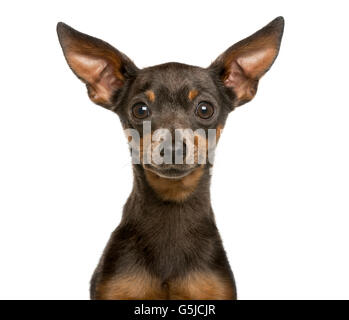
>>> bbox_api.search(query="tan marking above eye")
[188,89,199,101]
[145,90,155,102]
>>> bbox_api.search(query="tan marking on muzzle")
[144,166,204,201]
[216,124,223,141]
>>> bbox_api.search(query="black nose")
[160,142,187,162]
[174,142,187,160]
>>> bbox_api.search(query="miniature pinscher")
[57,17,284,300]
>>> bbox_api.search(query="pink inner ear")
[223,61,258,106]
[68,53,123,104]
[237,47,277,79]
[222,46,279,107]
[223,61,246,88]
[211,17,284,107]
[70,54,107,84]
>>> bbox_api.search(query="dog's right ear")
[57,23,138,109]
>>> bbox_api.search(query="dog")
[57,16,284,300]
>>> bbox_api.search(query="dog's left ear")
[209,17,284,108]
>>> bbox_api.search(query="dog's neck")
[119,164,217,279]
[121,164,214,224]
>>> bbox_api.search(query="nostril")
[160,146,173,162]
[159,143,187,162]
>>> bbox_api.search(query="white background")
[0,0,348,300]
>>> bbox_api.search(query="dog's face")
[57,17,284,179]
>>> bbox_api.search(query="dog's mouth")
[143,164,198,179]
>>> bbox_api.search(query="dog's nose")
[174,142,187,161]
[160,142,187,163]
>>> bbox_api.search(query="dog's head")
[57,17,284,183]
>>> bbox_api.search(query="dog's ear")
[209,17,284,108]
[57,23,138,109]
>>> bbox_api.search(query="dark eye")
[132,103,150,119]
[195,102,214,119]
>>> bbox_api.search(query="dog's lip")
[144,165,197,179]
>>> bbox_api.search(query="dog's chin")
[143,164,199,179]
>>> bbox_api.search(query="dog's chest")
[135,208,218,278]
